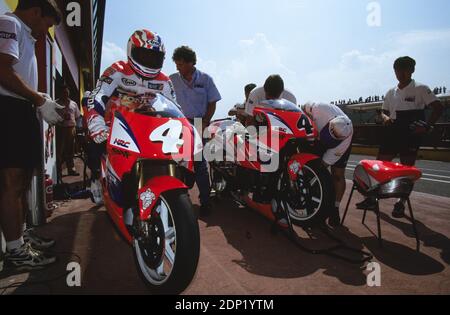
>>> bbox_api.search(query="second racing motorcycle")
[206,99,334,229]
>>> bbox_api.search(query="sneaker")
[5,243,56,271]
[200,204,212,217]
[392,201,406,218]
[90,179,104,206]
[24,228,56,251]
[356,198,377,211]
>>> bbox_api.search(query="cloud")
[302,28,450,103]
[99,29,449,119]
[101,41,127,72]
[196,33,300,118]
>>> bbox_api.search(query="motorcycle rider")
[302,103,353,227]
[87,29,176,143]
[85,29,176,201]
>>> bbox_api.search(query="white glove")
[39,92,52,100]
[38,99,64,125]
[91,128,110,144]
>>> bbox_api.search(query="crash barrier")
[352,123,450,148]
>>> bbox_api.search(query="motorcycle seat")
[356,160,422,184]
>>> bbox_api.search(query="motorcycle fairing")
[287,153,320,181]
[138,176,188,220]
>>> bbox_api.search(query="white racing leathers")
[86,61,177,139]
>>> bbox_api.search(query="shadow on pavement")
[2,204,148,295]
[379,212,450,265]
[201,196,369,287]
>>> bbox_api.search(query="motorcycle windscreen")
[132,93,185,118]
[109,108,200,162]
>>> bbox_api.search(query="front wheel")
[279,159,334,228]
[133,190,200,295]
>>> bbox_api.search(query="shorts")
[333,144,352,169]
[0,95,42,170]
[378,124,422,157]
[316,138,352,169]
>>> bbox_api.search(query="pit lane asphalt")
[1,159,449,295]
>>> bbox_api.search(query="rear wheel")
[133,190,200,295]
[279,159,333,227]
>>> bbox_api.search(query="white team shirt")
[307,103,353,166]
[382,80,439,120]
[245,86,297,116]
[0,13,38,100]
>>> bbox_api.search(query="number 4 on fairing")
[150,120,184,154]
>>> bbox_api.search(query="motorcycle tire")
[133,190,200,295]
[285,159,334,228]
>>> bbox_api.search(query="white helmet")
[127,29,165,79]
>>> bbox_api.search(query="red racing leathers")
[86,61,176,141]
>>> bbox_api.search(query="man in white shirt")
[0,0,63,271]
[244,75,297,126]
[357,56,443,217]
[302,103,353,227]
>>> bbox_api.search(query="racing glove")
[91,128,110,144]
[409,120,431,135]
[37,98,64,125]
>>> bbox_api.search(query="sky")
[100,0,450,119]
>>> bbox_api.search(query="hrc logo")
[113,139,131,149]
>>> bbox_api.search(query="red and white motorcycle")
[100,93,201,294]
[206,99,334,228]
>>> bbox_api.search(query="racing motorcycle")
[206,100,334,229]
[100,93,201,294]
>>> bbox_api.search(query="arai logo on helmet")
[140,189,156,210]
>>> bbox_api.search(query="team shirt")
[306,103,353,166]
[170,69,221,119]
[245,86,297,116]
[383,80,439,120]
[0,13,38,100]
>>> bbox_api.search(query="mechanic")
[302,103,354,227]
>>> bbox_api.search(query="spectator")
[357,56,444,217]
[0,0,62,270]
[170,46,222,217]
[56,84,81,179]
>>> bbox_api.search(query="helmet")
[329,116,353,140]
[127,29,165,79]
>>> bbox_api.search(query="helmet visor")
[131,47,165,70]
